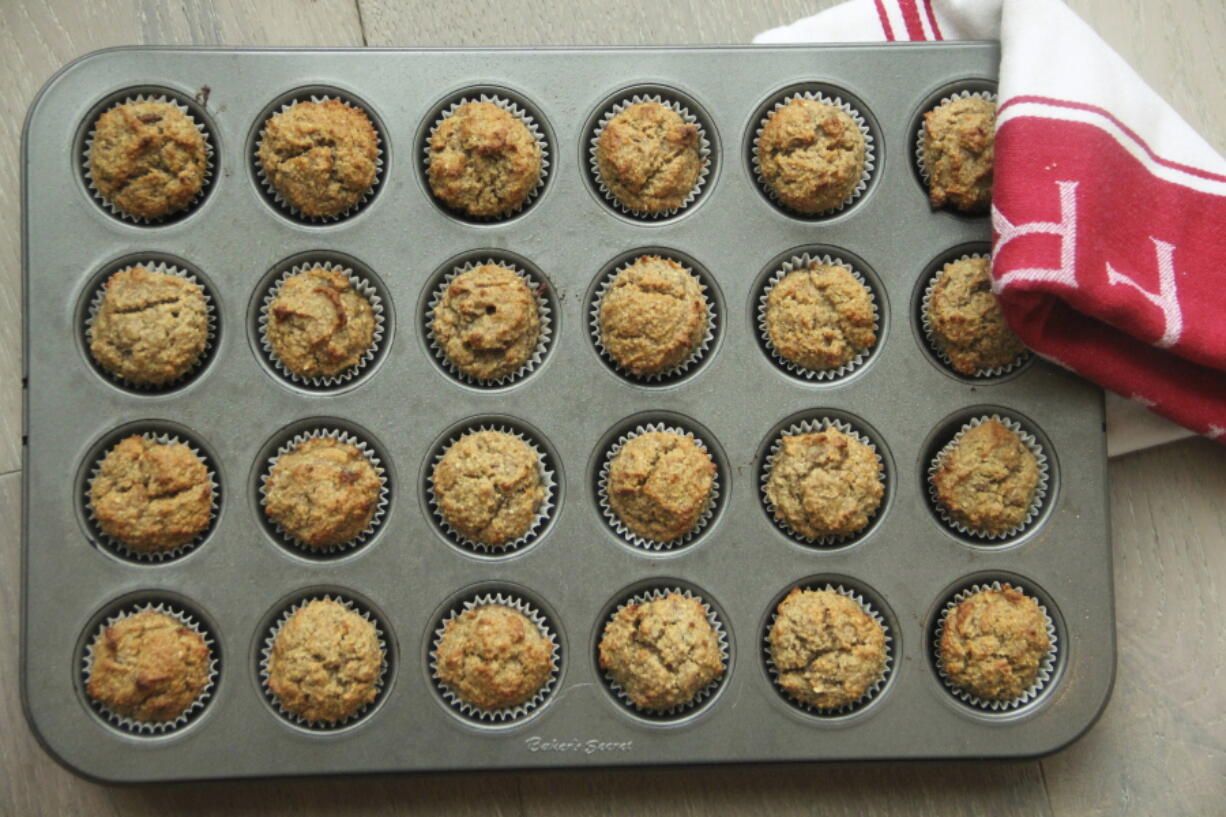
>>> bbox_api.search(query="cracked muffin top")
[266,599,383,723]
[598,256,708,376]
[89,100,208,220]
[89,435,212,552]
[940,584,1050,701]
[598,593,723,712]
[427,101,542,218]
[927,256,1025,375]
[595,100,702,213]
[267,266,377,379]
[931,419,1039,535]
[257,98,379,218]
[765,427,883,540]
[765,263,876,372]
[89,265,209,385]
[431,430,545,547]
[757,97,865,214]
[86,609,212,723]
[606,430,715,543]
[262,436,383,549]
[431,264,541,382]
[434,603,554,711]
[923,95,995,213]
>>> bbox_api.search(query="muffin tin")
[20,44,1113,783]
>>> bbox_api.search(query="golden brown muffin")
[267,266,377,379]
[598,256,707,376]
[257,98,379,218]
[598,593,723,712]
[86,609,211,723]
[266,599,383,723]
[431,264,541,382]
[940,584,1050,701]
[434,603,555,711]
[927,256,1026,375]
[923,95,995,213]
[765,264,876,372]
[607,431,715,543]
[432,430,545,547]
[765,427,883,540]
[262,436,382,548]
[757,97,865,214]
[89,435,212,552]
[769,588,887,710]
[931,419,1040,535]
[595,100,702,213]
[89,266,209,385]
[427,101,542,218]
[89,100,208,220]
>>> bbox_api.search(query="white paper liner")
[259,428,389,554]
[757,253,880,381]
[85,260,217,391]
[764,584,893,716]
[920,252,1030,378]
[425,258,553,387]
[752,89,875,216]
[429,592,561,723]
[83,93,214,224]
[599,586,729,718]
[427,424,556,554]
[259,594,389,729]
[423,92,550,221]
[258,261,385,388]
[933,580,1058,711]
[85,431,219,563]
[915,89,999,186]
[590,255,716,383]
[927,414,1049,541]
[588,93,712,219]
[255,94,384,223]
[82,601,218,734]
[597,422,720,551]
[760,417,886,547]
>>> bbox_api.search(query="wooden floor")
[2,1,1223,815]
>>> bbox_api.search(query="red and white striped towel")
[757,0,1226,448]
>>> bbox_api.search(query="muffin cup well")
[763,583,893,717]
[258,261,386,389]
[927,414,1049,541]
[258,428,390,556]
[588,92,712,220]
[597,422,721,551]
[429,591,561,724]
[425,257,553,388]
[932,580,1058,711]
[83,92,215,225]
[81,600,219,735]
[757,252,880,382]
[84,260,218,392]
[259,593,389,730]
[914,89,998,186]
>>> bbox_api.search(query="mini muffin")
[931,419,1039,535]
[432,430,545,547]
[89,435,212,552]
[89,100,208,220]
[266,599,383,723]
[267,266,377,379]
[923,95,995,213]
[607,431,715,543]
[927,256,1026,375]
[765,263,876,372]
[595,100,702,213]
[432,264,541,382]
[89,266,209,385]
[940,584,1050,701]
[257,98,379,218]
[769,588,887,710]
[765,427,883,540]
[434,603,554,711]
[427,101,542,218]
[598,256,708,376]
[757,97,865,214]
[598,593,723,712]
[86,609,211,724]
[262,436,382,548]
